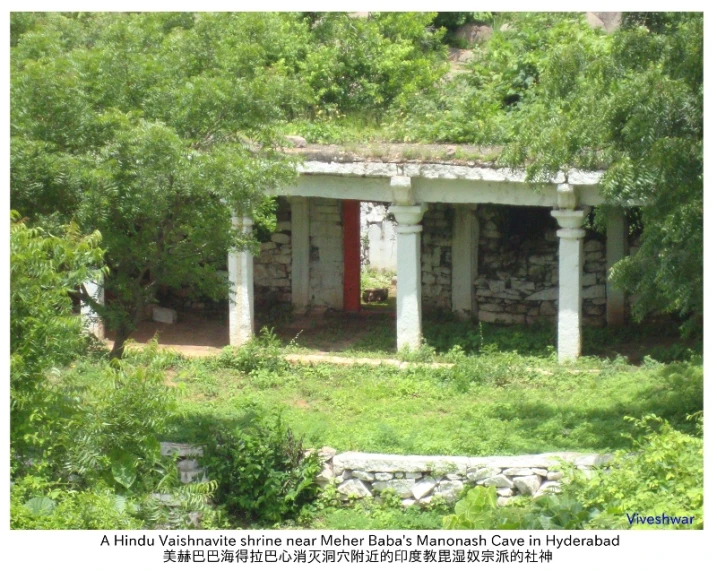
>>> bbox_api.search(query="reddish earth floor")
[104,306,395,357]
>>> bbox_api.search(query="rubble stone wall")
[254,197,293,306]
[421,203,453,310]
[163,443,611,507]
[321,450,610,506]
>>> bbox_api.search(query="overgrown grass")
[92,327,704,459]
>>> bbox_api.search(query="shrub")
[574,414,703,529]
[203,412,321,524]
[11,476,143,530]
[217,327,288,374]
[443,415,703,530]
[57,343,178,493]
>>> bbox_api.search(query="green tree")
[11,13,300,356]
[502,13,703,330]
[10,212,105,460]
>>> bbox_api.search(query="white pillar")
[451,205,479,319]
[81,277,104,339]
[290,197,310,312]
[228,215,254,346]
[605,206,628,326]
[389,204,426,351]
[551,209,587,362]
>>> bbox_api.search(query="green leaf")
[111,453,137,490]
[24,496,56,516]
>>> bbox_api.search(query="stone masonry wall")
[163,443,611,508]
[421,203,453,310]
[254,197,292,306]
[254,197,345,310]
[474,205,608,327]
[320,450,610,507]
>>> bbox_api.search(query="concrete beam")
[278,174,606,208]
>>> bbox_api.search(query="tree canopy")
[11,12,703,340]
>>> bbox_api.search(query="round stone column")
[551,209,587,361]
[389,204,427,351]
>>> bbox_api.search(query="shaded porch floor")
[104,306,697,364]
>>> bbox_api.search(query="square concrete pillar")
[228,215,254,346]
[389,203,427,351]
[451,205,479,319]
[290,197,310,312]
[81,277,104,339]
[551,209,587,362]
[605,206,628,326]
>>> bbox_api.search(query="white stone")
[373,472,393,481]
[496,487,514,497]
[316,467,335,484]
[160,442,204,457]
[502,468,534,477]
[556,184,578,210]
[177,459,199,471]
[337,479,372,499]
[434,480,464,502]
[351,470,374,482]
[180,469,206,484]
[334,453,462,475]
[547,471,563,481]
[482,475,514,489]
[513,475,542,496]
[405,472,422,479]
[467,467,501,482]
[81,278,104,339]
[372,479,416,499]
[285,135,306,148]
[566,169,604,186]
[152,306,177,324]
[411,478,438,500]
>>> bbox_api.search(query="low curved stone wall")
[317,449,612,507]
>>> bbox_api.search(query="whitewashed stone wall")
[361,202,397,271]
[309,198,344,309]
[318,450,611,507]
[421,204,453,310]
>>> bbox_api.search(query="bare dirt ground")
[104,303,396,358]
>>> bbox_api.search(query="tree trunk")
[110,323,131,359]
